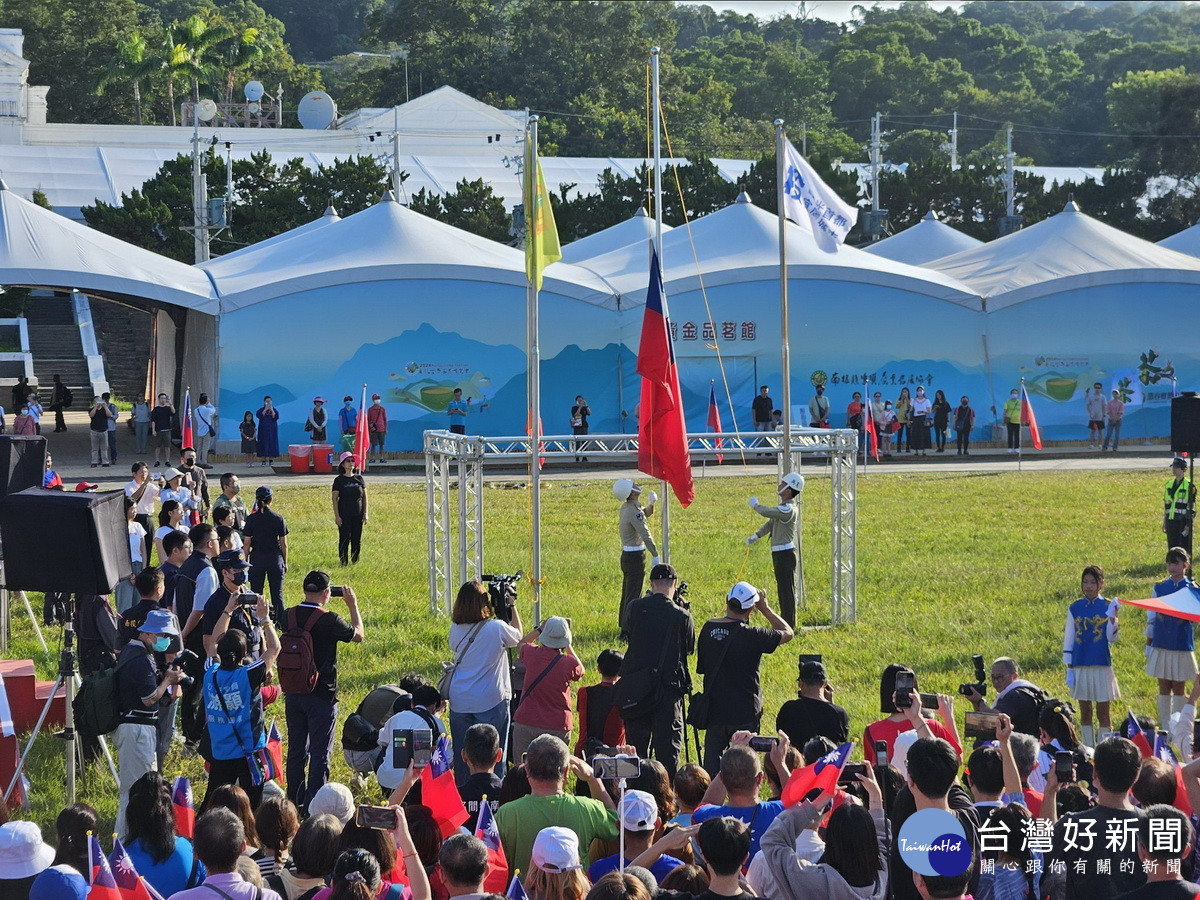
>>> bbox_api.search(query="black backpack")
[61,387,73,408]
[74,648,137,736]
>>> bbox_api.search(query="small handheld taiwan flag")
[781,742,852,807]
[1019,381,1042,450]
[110,836,166,900]
[267,720,285,786]
[506,873,529,900]
[474,799,509,893]
[89,834,122,900]
[1126,711,1153,759]
[172,775,195,839]
[420,735,468,838]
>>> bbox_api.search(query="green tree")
[97,30,159,125]
[409,178,511,242]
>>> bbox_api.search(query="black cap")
[214,549,250,570]
[303,570,331,592]
[649,563,677,581]
[1173,457,1188,470]
[256,485,273,501]
[800,660,828,684]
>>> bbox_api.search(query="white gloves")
[749,496,759,509]
[652,556,661,566]
[746,535,759,546]
[647,491,658,505]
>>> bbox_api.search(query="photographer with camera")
[282,571,364,815]
[202,588,280,810]
[694,582,792,775]
[617,563,695,777]
[201,550,264,660]
[961,657,1046,738]
[445,579,523,783]
[114,608,186,837]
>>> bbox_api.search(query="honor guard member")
[1164,457,1196,555]
[746,472,803,627]
[615,478,659,637]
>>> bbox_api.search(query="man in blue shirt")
[589,789,685,883]
[338,395,358,450]
[691,740,785,865]
[447,388,469,435]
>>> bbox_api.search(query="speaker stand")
[0,589,48,654]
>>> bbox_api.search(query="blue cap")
[30,865,87,900]
[255,485,273,501]
[214,549,250,570]
[139,608,179,636]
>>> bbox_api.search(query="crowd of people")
[7,527,1200,900]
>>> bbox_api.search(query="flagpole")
[1018,376,1024,474]
[651,46,670,564]
[776,119,792,472]
[528,114,543,626]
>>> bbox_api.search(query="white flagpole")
[527,115,543,625]
[1018,376,1024,474]
[776,120,791,471]
[651,46,670,564]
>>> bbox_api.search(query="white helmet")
[613,478,637,501]
[781,472,805,494]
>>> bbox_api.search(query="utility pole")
[949,111,958,169]
[190,121,209,263]
[801,122,807,156]
[870,111,881,213]
[1004,124,1015,217]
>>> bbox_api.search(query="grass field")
[3,467,1179,830]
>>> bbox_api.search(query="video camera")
[172,648,198,686]
[958,654,987,698]
[482,571,523,624]
[674,579,690,609]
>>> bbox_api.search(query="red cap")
[75,481,98,492]
[371,393,381,400]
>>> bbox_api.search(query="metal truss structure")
[424,427,857,624]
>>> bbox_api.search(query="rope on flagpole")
[658,103,749,468]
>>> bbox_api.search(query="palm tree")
[97,31,158,125]
[216,27,264,106]
[174,15,233,104]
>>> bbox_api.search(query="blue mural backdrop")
[216,276,1192,451]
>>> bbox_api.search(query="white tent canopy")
[1158,222,1200,257]
[211,205,341,262]
[202,194,620,311]
[578,193,981,308]
[928,200,1200,309]
[864,210,983,265]
[0,179,217,311]
[559,208,670,264]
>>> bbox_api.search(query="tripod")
[3,624,117,806]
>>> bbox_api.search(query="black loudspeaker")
[0,488,131,593]
[1172,393,1200,454]
[0,435,46,498]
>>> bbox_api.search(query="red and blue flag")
[172,776,195,839]
[1126,711,1154,758]
[475,798,508,893]
[506,873,529,900]
[420,735,468,838]
[88,834,122,900]
[781,741,852,807]
[110,836,165,900]
[181,389,193,453]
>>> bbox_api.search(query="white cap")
[781,472,805,493]
[531,826,581,872]
[612,478,637,501]
[618,789,659,832]
[891,730,919,780]
[727,581,758,610]
[307,782,355,825]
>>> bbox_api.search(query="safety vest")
[1164,477,1193,520]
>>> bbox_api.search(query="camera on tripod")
[958,654,988,698]
[482,571,523,624]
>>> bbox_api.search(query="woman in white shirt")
[910,386,933,456]
[117,497,146,613]
[154,499,189,564]
[444,580,523,783]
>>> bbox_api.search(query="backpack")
[61,387,73,409]
[74,647,137,736]
[277,608,327,695]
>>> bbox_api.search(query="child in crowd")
[457,723,503,832]
[1147,546,1198,732]
[1063,564,1119,746]
[574,649,625,754]
[668,763,711,827]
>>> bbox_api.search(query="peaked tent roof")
[559,208,672,264]
[1158,222,1200,257]
[336,85,523,146]
[928,200,1200,309]
[202,196,619,312]
[209,205,341,263]
[575,193,980,309]
[864,210,983,265]
[0,180,217,312]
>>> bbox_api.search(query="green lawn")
[3,468,1177,829]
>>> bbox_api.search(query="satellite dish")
[244,80,264,102]
[297,91,337,130]
[247,101,261,115]
[196,98,218,122]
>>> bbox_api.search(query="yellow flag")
[525,153,561,290]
